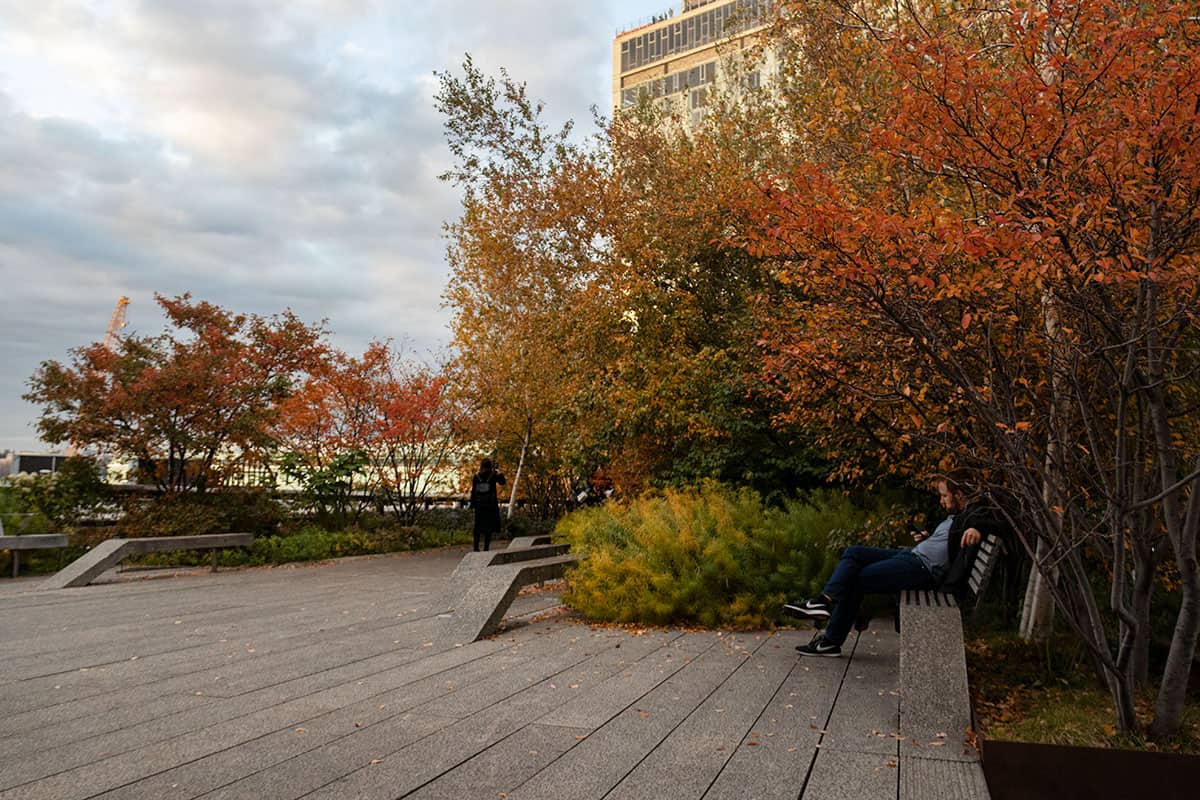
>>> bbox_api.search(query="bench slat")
[967,537,1005,598]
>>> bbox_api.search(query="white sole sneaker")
[782,601,831,620]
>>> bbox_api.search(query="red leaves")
[26,295,329,494]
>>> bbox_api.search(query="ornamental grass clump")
[559,482,864,629]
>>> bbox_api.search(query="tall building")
[613,0,774,125]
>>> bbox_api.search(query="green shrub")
[559,482,869,628]
[117,490,284,538]
[503,510,557,539]
[2,458,113,531]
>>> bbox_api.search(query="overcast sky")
[0,0,660,452]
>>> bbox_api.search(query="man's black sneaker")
[795,635,842,657]
[782,597,833,620]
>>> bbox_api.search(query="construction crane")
[65,297,130,458]
[103,296,129,351]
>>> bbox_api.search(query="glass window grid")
[619,0,768,72]
[621,60,718,108]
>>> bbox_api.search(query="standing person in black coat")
[469,459,506,552]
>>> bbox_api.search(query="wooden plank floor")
[0,548,904,800]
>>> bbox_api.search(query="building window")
[618,1,772,72]
[621,60,718,108]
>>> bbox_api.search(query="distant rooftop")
[617,6,676,36]
[615,0,758,36]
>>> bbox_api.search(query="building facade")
[613,0,774,125]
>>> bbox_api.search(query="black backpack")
[470,474,493,506]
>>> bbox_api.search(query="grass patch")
[967,631,1200,754]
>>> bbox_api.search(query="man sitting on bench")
[783,468,1002,657]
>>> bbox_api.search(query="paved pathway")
[0,547,908,799]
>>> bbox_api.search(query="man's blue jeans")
[820,546,936,646]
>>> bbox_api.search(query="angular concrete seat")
[1,532,70,577]
[435,543,577,645]
[41,533,254,589]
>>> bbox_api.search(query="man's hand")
[912,530,927,543]
[961,527,982,547]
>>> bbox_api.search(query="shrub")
[128,522,473,570]
[503,509,557,539]
[116,490,284,538]
[2,457,113,530]
[559,482,869,628]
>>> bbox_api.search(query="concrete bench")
[435,541,577,645]
[0,534,70,577]
[895,536,1006,800]
[41,533,254,590]
[506,534,552,549]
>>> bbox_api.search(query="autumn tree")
[742,0,1200,735]
[26,294,328,495]
[437,57,609,515]
[274,346,382,524]
[370,354,460,526]
[588,43,841,495]
[438,52,831,503]
[275,342,460,526]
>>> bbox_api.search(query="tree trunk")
[1020,551,1056,641]
[1150,538,1199,737]
[1022,283,1066,642]
[1108,658,1141,734]
[1142,267,1200,736]
[1151,470,1200,736]
[1130,542,1155,687]
[506,415,532,520]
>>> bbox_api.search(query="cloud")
[0,0,646,450]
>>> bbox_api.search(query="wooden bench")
[41,533,254,590]
[895,535,1006,800]
[0,518,70,577]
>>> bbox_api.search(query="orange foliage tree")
[740,0,1200,734]
[25,294,328,495]
[437,58,610,515]
[273,345,384,524]
[437,55,829,504]
[275,342,459,526]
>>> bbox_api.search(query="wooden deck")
[0,548,918,800]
